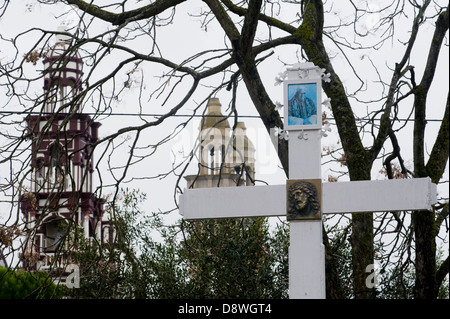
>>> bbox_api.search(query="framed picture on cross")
[284,78,322,130]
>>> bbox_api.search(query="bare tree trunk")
[349,214,375,299]
[412,7,448,299]
[412,210,437,299]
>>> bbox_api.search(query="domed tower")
[185,98,255,189]
[20,32,111,273]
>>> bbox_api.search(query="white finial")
[56,9,79,43]
[56,25,71,43]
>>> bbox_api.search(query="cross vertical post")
[283,64,326,298]
[288,130,325,298]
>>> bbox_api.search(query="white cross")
[178,63,437,299]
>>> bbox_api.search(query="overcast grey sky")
[0,1,448,244]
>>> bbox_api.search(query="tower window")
[36,158,45,188]
[44,219,66,253]
[49,143,65,187]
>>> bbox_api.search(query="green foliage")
[64,189,148,298]
[134,190,290,298]
[324,216,449,299]
[0,266,62,299]
[177,218,288,298]
[64,188,289,299]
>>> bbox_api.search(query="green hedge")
[0,266,62,299]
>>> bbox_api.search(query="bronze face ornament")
[287,180,321,220]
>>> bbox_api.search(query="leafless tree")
[0,0,448,298]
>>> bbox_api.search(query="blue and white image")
[287,83,317,126]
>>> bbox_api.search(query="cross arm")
[179,184,285,220]
[322,177,437,214]
[178,177,437,220]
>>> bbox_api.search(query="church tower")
[185,98,255,189]
[20,33,111,272]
